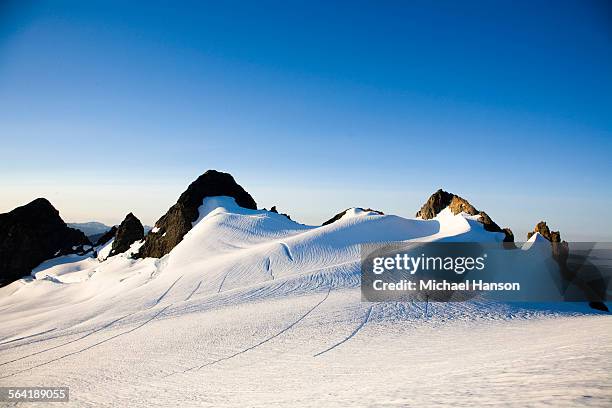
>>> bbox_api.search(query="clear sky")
[1,0,611,240]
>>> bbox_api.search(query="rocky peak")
[8,198,59,223]
[527,220,566,268]
[527,221,561,243]
[110,213,144,256]
[416,189,479,219]
[176,170,257,212]
[416,189,513,242]
[137,170,256,258]
[0,198,91,286]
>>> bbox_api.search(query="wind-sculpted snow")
[0,197,609,407]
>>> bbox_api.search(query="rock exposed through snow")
[527,221,561,243]
[95,226,118,247]
[322,208,384,226]
[270,205,292,220]
[110,213,144,257]
[0,198,91,286]
[137,170,257,258]
[416,189,514,242]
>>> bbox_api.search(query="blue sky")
[1,0,611,240]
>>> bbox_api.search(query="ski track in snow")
[1,305,171,380]
[193,287,332,370]
[184,280,203,301]
[0,328,57,346]
[0,328,97,352]
[0,312,136,367]
[170,288,332,377]
[154,276,183,305]
[314,305,373,357]
[2,275,189,367]
[217,272,229,293]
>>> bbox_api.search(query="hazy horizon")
[2,170,611,242]
[1,1,611,241]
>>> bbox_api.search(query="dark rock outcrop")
[416,189,478,219]
[270,206,292,220]
[527,221,561,243]
[502,228,514,243]
[138,170,257,258]
[0,198,91,286]
[527,221,568,269]
[110,213,144,256]
[322,208,384,226]
[416,189,514,242]
[528,221,567,261]
[95,226,118,246]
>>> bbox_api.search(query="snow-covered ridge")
[338,207,382,221]
[0,196,609,407]
[0,196,575,322]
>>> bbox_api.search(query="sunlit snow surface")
[0,197,610,407]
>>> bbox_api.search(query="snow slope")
[0,197,610,407]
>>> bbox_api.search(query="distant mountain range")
[67,222,112,240]
[68,221,151,242]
